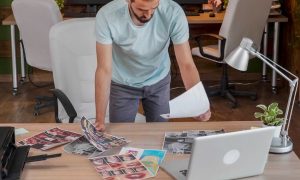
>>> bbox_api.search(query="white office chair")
[49,18,145,123]
[11,0,63,114]
[192,0,273,108]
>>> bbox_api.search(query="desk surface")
[2,121,300,180]
[2,12,288,26]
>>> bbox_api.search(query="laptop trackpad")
[161,159,189,180]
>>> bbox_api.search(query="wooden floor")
[0,59,299,157]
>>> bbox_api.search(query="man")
[95,0,211,131]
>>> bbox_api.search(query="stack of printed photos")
[162,129,225,154]
[64,117,130,157]
[81,117,129,152]
[18,127,81,150]
[90,153,153,180]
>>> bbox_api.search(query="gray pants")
[109,74,170,123]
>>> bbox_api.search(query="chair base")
[204,64,257,108]
[208,86,257,108]
[34,96,55,115]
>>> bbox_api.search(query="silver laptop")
[161,127,275,180]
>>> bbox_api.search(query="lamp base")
[270,137,293,154]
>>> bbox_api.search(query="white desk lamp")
[224,38,299,154]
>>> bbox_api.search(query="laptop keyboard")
[179,169,188,176]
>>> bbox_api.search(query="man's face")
[129,0,159,24]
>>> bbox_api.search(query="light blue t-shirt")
[95,0,189,87]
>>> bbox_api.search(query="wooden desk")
[2,12,288,95]
[1,121,300,180]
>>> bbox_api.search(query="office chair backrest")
[12,0,63,71]
[219,0,272,57]
[50,18,146,123]
[50,18,97,122]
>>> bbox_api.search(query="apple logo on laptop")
[223,149,240,165]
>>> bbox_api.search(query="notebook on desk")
[161,127,275,180]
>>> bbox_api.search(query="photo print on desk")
[81,117,129,153]
[18,127,81,150]
[64,135,103,156]
[119,147,167,176]
[90,153,153,180]
[162,129,225,154]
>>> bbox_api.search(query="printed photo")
[81,117,129,152]
[119,154,136,162]
[18,127,81,150]
[91,153,153,180]
[119,147,166,176]
[163,129,225,154]
[46,127,81,141]
[64,136,102,156]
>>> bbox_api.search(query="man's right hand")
[95,121,105,132]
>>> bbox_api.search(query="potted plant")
[254,102,284,137]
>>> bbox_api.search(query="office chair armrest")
[194,34,226,62]
[51,89,77,123]
[195,33,225,41]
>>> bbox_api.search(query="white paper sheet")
[161,81,210,119]
[15,128,29,136]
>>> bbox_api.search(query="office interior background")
[0,0,299,158]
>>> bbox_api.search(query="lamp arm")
[252,51,297,85]
[259,53,298,80]
[283,82,298,132]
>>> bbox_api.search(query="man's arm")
[174,41,211,121]
[174,41,200,90]
[95,42,113,131]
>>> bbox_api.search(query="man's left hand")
[194,109,211,121]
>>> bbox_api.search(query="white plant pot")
[262,124,282,137]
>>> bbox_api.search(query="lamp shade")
[224,38,258,71]
[224,46,250,71]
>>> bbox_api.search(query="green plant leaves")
[254,102,284,126]
[256,104,267,111]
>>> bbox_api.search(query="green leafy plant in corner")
[55,0,64,10]
[254,102,284,126]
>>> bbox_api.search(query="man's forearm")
[180,62,200,90]
[174,41,201,90]
[95,68,111,124]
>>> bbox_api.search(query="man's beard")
[129,5,154,24]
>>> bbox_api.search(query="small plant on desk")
[254,102,284,126]
[254,102,284,137]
